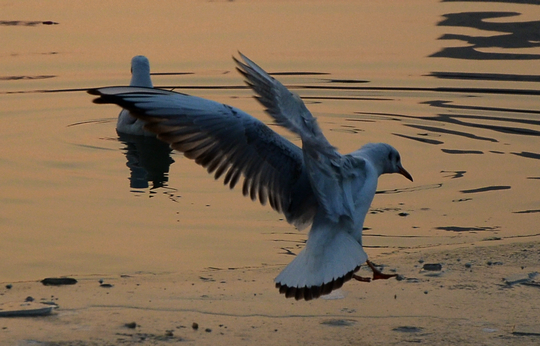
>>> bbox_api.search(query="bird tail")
[274,225,367,301]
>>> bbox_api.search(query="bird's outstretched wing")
[235,53,363,222]
[234,53,335,155]
[89,86,317,229]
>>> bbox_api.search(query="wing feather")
[89,86,317,229]
[235,53,365,222]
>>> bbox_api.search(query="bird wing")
[235,53,365,222]
[89,86,317,229]
[234,53,335,154]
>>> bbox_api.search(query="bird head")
[359,143,413,182]
[384,144,413,181]
[129,55,153,88]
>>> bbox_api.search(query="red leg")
[366,260,397,280]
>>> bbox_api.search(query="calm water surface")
[1,0,539,282]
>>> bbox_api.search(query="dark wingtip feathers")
[275,266,359,301]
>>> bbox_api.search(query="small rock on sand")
[422,263,442,271]
[41,278,77,286]
[125,322,137,329]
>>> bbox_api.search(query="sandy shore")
[1,238,539,346]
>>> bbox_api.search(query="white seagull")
[116,55,155,136]
[89,53,413,300]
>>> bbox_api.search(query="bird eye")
[388,152,392,160]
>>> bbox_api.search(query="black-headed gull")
[116,55,155,136]
[89,53,413,300]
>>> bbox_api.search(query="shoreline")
[1,238,539,345]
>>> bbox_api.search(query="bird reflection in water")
[115,55,175,192]
[117,131,174,191]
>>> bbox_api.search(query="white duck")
[90,53,413,300]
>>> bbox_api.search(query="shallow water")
[1,0,539,282]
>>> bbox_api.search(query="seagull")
[89,53,413,300]
[116,55,155,136]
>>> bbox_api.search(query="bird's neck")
[130,73,153,88]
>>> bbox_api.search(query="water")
[1,0,539,282]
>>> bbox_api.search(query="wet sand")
[1,238,538,346]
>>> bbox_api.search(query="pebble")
[422,263,442,271]
[5,284,12,289]
[125,322,137,329]
[487,261,503,266]
[393,326,423,333]
[41,278,77,286]
[192,322,199,330]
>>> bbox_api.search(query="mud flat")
[1,238,539,346]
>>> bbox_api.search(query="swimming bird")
[89,53,413,300]
[116,55,154,136]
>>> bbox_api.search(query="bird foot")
[366,260,397,280]
[353,261,397,283]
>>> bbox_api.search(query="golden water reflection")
[0,0,539,282]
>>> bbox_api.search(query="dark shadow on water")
[460,185,511,193]
[363,103,540,146]
[376,184,443,195]
[430,11,540,60]
[117,132,174,190]
[6,82,540,97]
[0,75,56,81]
[405,124,498,143]
[511,151,540,160]
[436,226,499,232]
[422,100,540,117]
[441,170,467,179]
[0,20,58,26]
[323,78,369,84]
[513,209,540,214]
[427,72,540,83]
[393,133,444,145]
[427,113,540,137]
[441,149,483,154]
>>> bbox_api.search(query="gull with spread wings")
[89,53,413,300]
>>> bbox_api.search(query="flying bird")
[89,53,413,300]
[116,55,155,136]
